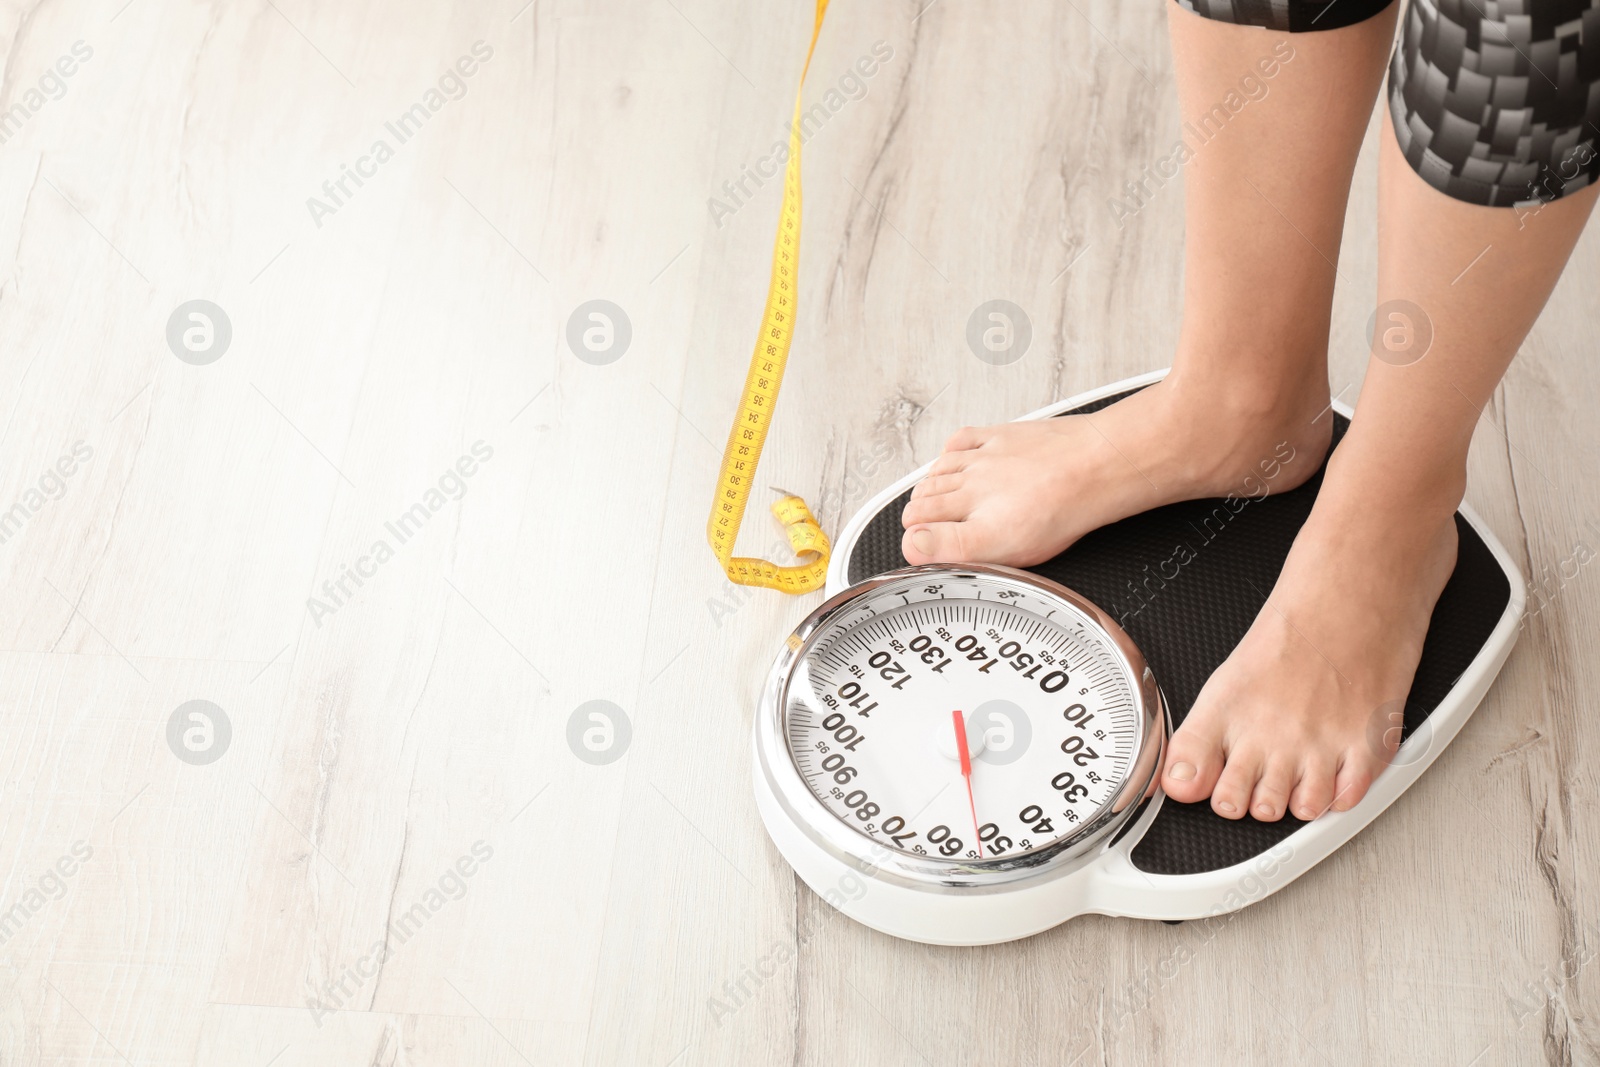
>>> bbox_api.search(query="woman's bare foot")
[1160,444,1461,821]
[900,373,1331,567]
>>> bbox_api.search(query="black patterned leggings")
[1177,0,1600,206]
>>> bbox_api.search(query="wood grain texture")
[0,0,1595,1063]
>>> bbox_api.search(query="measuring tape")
[705,0,832,594]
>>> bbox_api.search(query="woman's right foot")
[900,372,1333,567]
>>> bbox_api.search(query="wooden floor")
[1,0,1597,1063]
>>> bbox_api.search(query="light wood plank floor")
[1,0,1596,1063]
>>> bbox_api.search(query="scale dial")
[757,564,1165,888]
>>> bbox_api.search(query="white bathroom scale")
[752,370,1524,945]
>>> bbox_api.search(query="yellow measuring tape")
[706,0,832,595]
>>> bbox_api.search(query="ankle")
[1316,447,1466,536]
[1326,426,1468,516]
[1138,375,1330,496]
[1164,359,1329,426]
[1170,316,1329,402]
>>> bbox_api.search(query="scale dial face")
[769,566,1163,876]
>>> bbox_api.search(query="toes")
[1209,745,1264,820]
[909,473,962,501]
[901,490,970,528]
[926,451,972,478]
[1247,755,1296,822]
[943,425,990,453]
[1160,711,1227,805]
[901,522,972,564]
[1330,751,1383,812]
[1288,752,1338,821]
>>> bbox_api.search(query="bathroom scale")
[752,369,1524,945]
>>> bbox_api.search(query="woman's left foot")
[1159,450,1461,821]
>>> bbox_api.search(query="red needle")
[952,710,983,858]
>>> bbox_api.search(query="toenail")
[1217,800,1236,814]
[1169,762,1196,782]
[910,529,934,555]
[1255,805,1274,818]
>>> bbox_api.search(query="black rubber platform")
[843,389,1511,875]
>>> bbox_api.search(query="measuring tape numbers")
[706,0,833,594]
